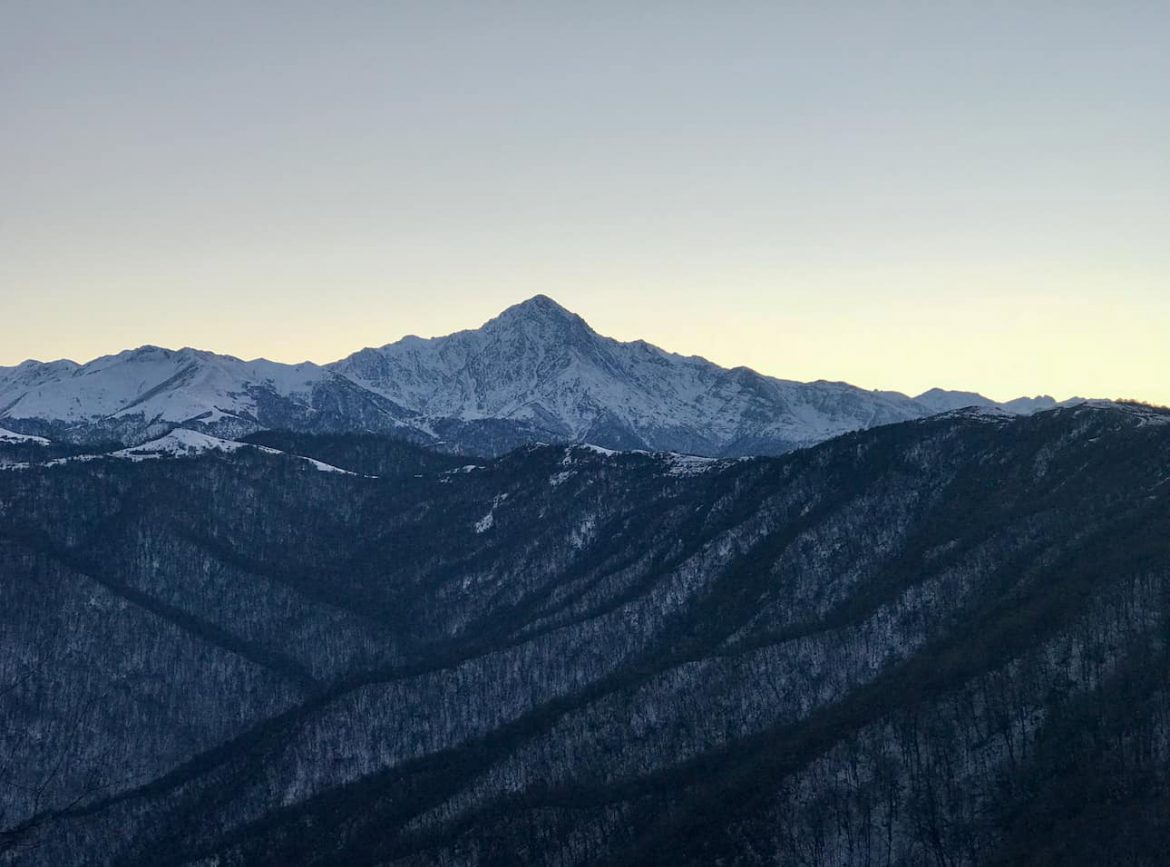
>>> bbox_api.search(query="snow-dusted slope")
[109,428,356,474]
[0,427,50,445]
[110,428,252,460]
[330,295,1058,455]
[0,346,326,424]
[0,346,418,445]
[0,295,1068,455]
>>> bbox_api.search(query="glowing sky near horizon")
[2,2,1168,404]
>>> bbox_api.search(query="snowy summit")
[0,296,1061,456]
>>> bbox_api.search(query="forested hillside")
[2,403,1168,865]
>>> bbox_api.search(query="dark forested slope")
[2,403,1169,865]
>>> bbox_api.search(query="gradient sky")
[3,2,1168,403]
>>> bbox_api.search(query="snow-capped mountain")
[0,295,1062,455]
[0,347,319,424]
[0,346,416,446]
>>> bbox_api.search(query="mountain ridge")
[0,295,1066,455]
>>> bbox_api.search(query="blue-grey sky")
[2,2,1168,402]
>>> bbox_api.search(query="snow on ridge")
[110,429,359,474]
[924,406,1015,424]
[555,441,723,479]
[0,296,1096,457]
[922,399,1170,430]
[7,426,361,477]
[0,346,326,426]
[559,443,629,467]
[574,443,620,457]
[1066,400,1170,426]
[0,428,50,445]
[663,453,720,476]
[298,456,359,475]
[327,296,1071,454]
[111,429,247,460]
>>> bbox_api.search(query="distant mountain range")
[0,295,1067,455]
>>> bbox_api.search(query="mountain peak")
[512,293,571,314]
[2,295,1079,456]
[493,294,585,325]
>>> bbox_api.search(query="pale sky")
[2,2,1168,404]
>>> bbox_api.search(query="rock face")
[2,402,1169,865]
[0,296,1057,455]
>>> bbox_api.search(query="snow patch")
[561,443,622,466]
[577,443,619,457]
[925,406,1015,425]
[110,429,358,474]
[663,453,719,476]
[473,492,509,534]
[112,429,245,460]
[299,457,358,475]
[0,428,50,445]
